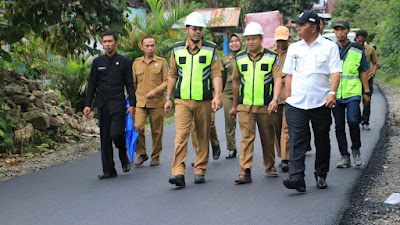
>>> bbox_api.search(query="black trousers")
[98,106,130,174]
[285,104,332,179]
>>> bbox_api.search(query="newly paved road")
[0,84,386,225]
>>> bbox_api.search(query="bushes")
[39,55,92,111]
[374,0,400,80]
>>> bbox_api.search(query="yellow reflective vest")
[337,44,363,99]
[235,49,277,106]
[173,40,216,100]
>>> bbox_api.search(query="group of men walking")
[84,10,378,192]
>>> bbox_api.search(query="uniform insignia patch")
[214,54,219,60]
[277,59,281,66]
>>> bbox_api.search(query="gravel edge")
[339,81,400,225]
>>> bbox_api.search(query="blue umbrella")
[126,100,139,162]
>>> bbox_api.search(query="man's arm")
[284,74,292,99]
[83,60,97,118]
[164,52,178,114]
[229,61,240,119]
[360,70,371,106]
[325,72,340,108]
[125,58,136,116]
[211,50,223,111]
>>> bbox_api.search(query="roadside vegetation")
[332,0,400,85]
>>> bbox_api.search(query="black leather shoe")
[98,172,117,179]
[169,175,185,187]
[194,174,206,184]
[122,163,131,173]
[316,176,328,189]
[212,145,221,160]
[226,149,237,159]
[283,177,306,192]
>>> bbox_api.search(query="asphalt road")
[0,84,386,225]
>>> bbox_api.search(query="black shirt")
[85,52,136,114]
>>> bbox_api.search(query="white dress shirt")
[282,35,342,110]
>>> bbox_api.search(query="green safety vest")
[337,44,363,99]
[173,40,216,100]
[235,49,277,106]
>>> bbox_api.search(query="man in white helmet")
[229,22,282,184]
[164,12,223,187]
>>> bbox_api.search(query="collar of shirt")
[106,52,119,60]
[336,39,351,54]
[185,39,202,52]
[299,34,325,47]
[139,55,160,64]
[246,47,264,61]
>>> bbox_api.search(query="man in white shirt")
[282,10,342,192]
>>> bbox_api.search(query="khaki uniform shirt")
[221,52,237,98]
[232,47,281,113]
[133,55,168,108]
[270,45,288,104]
[364,44,378,76]
[168,39,222,80]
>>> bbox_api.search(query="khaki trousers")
[192,110,219,150]
[223,95,236,150]
[171,99,211,175]
[238,111,276,171]
[274,104,290,160]
[135,107,164,159]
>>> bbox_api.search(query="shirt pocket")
[135,71,144,83]
[150,68,162,83]
[314,54,329,73]
[344,60,360,75]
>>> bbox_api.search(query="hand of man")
[229,106,237,119]
[268,100,278,114]
[211,95,223,112]
[83,107,91,118]
[325,94,336,108]
[126,106,136,117]
[164,100,173,115]
[146,90,157,99]
[363,94,371,106]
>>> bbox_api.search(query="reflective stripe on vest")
[337,47,362,99]
[173,41,215,100]
[236,50,276,106]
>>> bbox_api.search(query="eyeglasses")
[189,27,204,32]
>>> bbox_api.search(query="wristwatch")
[329,91,336,97]
[363,92,371,97]
[165,97,171,101]
[273,97,279,102]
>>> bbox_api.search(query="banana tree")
[119,0,199,61]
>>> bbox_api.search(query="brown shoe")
[234,171,252,184]
[134,154,148,166]
[265,166,279,177]
[150,157,160,166]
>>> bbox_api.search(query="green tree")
[0,0,130,60]
[374,0,400,79]
[332,0,361,23]
[243,0,318,23]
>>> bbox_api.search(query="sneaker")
[352,149,364,166]
[279,160,289,172]
[336,156,351,168]
[362,124,371,130]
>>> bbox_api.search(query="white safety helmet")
[184,12,206,28]
[243,22,264,36]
